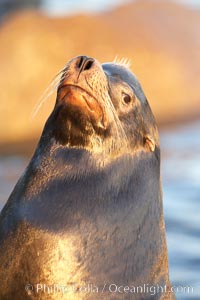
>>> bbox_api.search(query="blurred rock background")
[0,0,200,153]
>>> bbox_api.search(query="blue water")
[0,121,199,299]
[40,0,200,16]
[1,0,199,19]
[41,0,130,15]
[161,121,200,299]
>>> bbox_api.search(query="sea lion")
[0,55,175,300]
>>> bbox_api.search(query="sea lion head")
[46,55,159,155]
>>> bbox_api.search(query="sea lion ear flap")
[144,134,155,152]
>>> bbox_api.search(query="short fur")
[0,56,175,300]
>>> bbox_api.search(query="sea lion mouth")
[59,84,99,113]
[57,83,108,133]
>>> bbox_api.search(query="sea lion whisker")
[103,95,127,136]
[103,96,129,148]
[113,55,131,69]
[31,70,66,120]
[31,83,60,120]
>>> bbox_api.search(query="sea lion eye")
[122,93,131,104]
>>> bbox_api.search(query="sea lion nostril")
[83,59,94,70]
[77,56,94,72]
[77,56,84,69]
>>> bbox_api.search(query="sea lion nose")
[76,56,95,72]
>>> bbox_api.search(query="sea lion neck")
[33,131,132,176]
[18,147,160,233]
